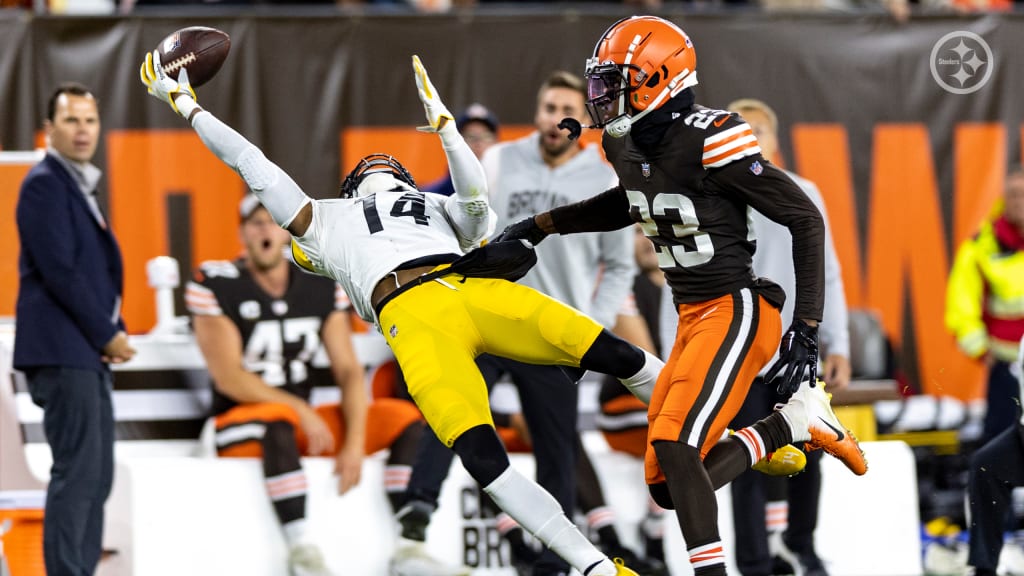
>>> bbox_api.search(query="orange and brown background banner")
[1,11,1022,399]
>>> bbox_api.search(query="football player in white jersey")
[141,52,662,576]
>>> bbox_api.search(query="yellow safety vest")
[945,218,1024,362]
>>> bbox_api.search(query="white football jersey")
[293,189,487,322]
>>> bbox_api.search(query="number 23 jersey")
[186,258,345,416]
[603,106,824,321]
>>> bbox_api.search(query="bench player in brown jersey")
[497,16,867,576]
[186,195,426,576]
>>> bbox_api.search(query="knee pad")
[538,309,597,353]
[452,425,510,486]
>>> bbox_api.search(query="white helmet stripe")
[617,33,642,119]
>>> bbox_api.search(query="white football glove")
[140,50,197,118]
[412,55,456,140]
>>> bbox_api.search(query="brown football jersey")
[603,106,824,321]
[186,259,346,415]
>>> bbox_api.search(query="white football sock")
[282,518,309,548]
[777,381,811,443]
[483,467,614,575]
[619,349,663,404]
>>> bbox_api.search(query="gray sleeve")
[658,282,677,360]
[191,111,310,228]
[442,130,492,247]
[802,179,850,359]
[590,225,637,328]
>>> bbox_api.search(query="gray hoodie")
[482,133,635,328]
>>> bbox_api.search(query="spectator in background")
[424,102,499,196]
[946,166,1024,444]
[460,103,499,160]
[758,0,910,20]
[391,69,641,576]
[725,98,850,576]
[966,335,1024,576]
[14,82,136,576]
[186,195,426,576]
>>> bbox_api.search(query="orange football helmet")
[585,16,698,138]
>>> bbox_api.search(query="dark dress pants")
[967,423,1024,573]
[27,367,114,576]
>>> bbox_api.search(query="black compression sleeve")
[548,185,633,234]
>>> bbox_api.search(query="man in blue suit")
[14,82,136,576]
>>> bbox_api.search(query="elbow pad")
[193,112,309,229]
[235,147,309,229]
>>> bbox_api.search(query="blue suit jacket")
[14,153,125,373]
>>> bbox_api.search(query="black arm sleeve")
[548,185,634,234]
[709,156,825,321]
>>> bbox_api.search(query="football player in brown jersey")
[497,16,867,576]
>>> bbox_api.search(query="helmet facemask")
[339,153,417,199]
[584,59,636,137]
[586,16,699,139]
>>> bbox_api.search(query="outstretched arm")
[140,51,313,236]
[412,55,493,248]
[495,185,633,245]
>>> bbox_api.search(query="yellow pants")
[378,273,602,447]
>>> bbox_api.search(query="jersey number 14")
[359,192,429,234]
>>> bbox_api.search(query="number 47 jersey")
[290,189,494,324]
[186,258,344,416]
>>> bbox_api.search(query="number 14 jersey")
[291,190,493,323]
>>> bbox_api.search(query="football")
[156,26,230,88]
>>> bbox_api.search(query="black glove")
[765,319,819,396]
[494,216,549,245]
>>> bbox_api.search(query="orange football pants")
[215,398,423,458]
[599,394,650,459]
[645,289,781,486]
